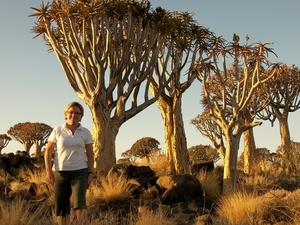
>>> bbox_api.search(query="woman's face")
[64,106,83,125]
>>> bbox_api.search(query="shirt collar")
[62,123,83,130]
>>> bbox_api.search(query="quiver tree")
[122,137,161,163]
[8,122,35,154]
[0,134,11,154]
[188,144,220,164]
[31,123,53,159]
[191,109,225,163]
[7,122,52,155]
[238,147,274,175]
[30,0,193,175]
[276,142,300,174]
[192,36,279,193]
[257,64,300,173]
[149,10,215,174]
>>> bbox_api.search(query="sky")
[1,0,300,160]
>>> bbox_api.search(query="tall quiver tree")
[258,64,300,173]
[0,134,11,154]
[192,36,279,193]
[149,10,215,174]
[31,1,191,175]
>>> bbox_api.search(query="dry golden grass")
[18,166,46,184]
[136,154,171,176]
[196,170,222,199]
[210,188,296,225]
[130,205,175,225]
[93,175,136,203]
[0,198,53,225]
[212,191,264,224]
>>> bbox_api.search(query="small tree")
[191,109,225,163]
[121,149,137,163]
[188,144,220,164]
[0,134,11,154]
[7,122,52,156]
[128,137,160,162]
[8,122,35,154]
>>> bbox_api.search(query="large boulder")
[157,174,204,205]
[1,153,20,169]
[124,165,155,178]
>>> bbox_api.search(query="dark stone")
[124,165,155,178]
[191,161,214,175]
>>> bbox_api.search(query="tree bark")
[242,112,256,175]
[243,127,256,175]
[278,115,292,172]
[89,104,119,176]
[223,132,241,194]
[156,93,191,174]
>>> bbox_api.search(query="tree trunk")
[243,127,256,175]
[33,141,43,161]
[223,132,241,194]
[241,111,257,175]
[156,94,191,174]
[90,105,119,177]
[23,142,32,155]
[278,116,292,173]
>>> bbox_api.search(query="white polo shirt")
[48,123,94,171]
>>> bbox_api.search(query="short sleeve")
[48,127,57,143]
[85,128,94,144]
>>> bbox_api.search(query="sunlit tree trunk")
[156,94,190,174]
[223,131,241,193]
[90,106,119,176]
[23,142,33,155]
[243,128,256,175]
[278,115,292,172]
[242,113,256,175]
[33,141,43,160]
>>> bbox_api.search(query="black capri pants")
[53,168,88,216]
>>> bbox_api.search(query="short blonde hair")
[64,101,84,117]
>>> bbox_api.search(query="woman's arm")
[86,143,94,172]
[45,141,55,185]
[86,143,94,187]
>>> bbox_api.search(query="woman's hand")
[87,172,93,188]
[46,171,55,186]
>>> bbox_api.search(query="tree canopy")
[188,144,220,164]
[7,122,52,156]
[121,137,160,162]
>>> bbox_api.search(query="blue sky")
[1,0,299,159]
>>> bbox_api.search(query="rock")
[191,161,214,175]
[124,165,155,178]
[157,174,204,200]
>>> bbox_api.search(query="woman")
[45,102,94,225]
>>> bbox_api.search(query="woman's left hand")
[87,173,93,188]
